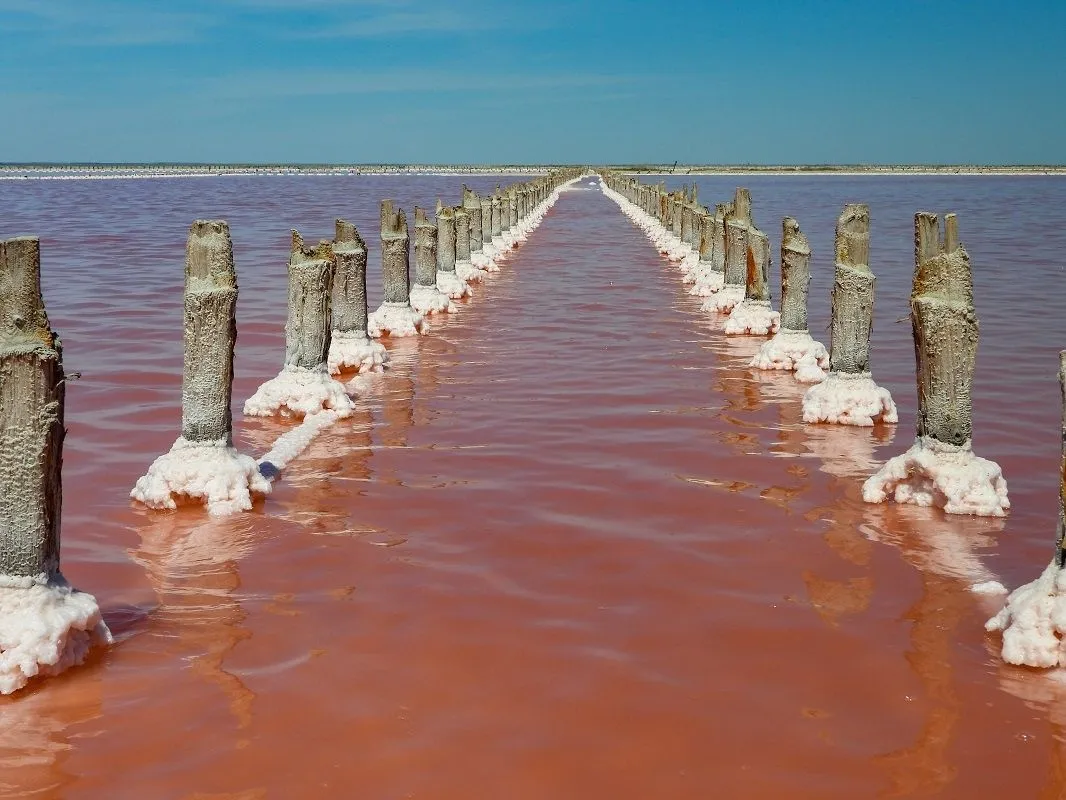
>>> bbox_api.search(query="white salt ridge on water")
[410,285,457,315]
[244,364,355,417]
[702,285,745,314]
[802,371,898,426]
[724,299,780,336]
[256,408,349,474]
[751,328,829,383]
[689,271,726,297]
[367,302,426,338]
[863,436,1010,516]
[131,437,273,516]
[0,575,112,695]
[327,331,389,374]
[436,271,471,299]
[986,560,1066,668]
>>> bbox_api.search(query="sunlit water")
[0,173,1065,798]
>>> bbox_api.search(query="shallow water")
[1,173,1065,798]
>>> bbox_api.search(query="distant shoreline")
[1,163,1063,181]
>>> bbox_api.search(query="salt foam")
[327,330,389,374]
[367,302,426,338]
[724,299,780,336]
[243,364,354,418]
[802,371,898,426]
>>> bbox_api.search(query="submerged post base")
[410,284,457,315]
[986,560,1066,667]
[724,299,780,336]
[436,271,471,299]
[243,364,354,418]
[702,285,745,314]
[750,328,829,383]
[863,435,1009,516]
[367,302,426,339]
[131,436,272,515]
[802,371,898,426]
[455,259,486,283]
[327,330,389,374]
[0,575,112,695]
[470,251,500,272]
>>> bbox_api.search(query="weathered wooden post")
[801,204,897,426]
[725,225,780,335]
[368,200,426,337]
[984,350,1064,666]
[476,196,498,269]
[326,219,388,374]
[134,221,272,514]
[463,187,488,269]
[435,202,469,299]
[410,206,455,315]
[0,236,110,694]
[864,211,1006,513]
[453,204,482,283]
[750,217,829,382]
[689,205,728,296]
[704,190,751,313]
[490,190,503,250]
[245,231,353,417]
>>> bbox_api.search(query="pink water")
[1,173,1065,798]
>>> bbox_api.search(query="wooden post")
[285,230,335,369]
[480,197,492,249]
[829,204,875,374]
[413,206,437,289]
[745,227,771,302]
[0,237,63,579]
[454,205,471,263]
[724,218,749,287]
[491,191,502,242]
[780,217,812,331]
[380,199,410,305]
[436,202,456,274]
[332,218,369,339]
[463,187,483,253]
[911,212,978,447]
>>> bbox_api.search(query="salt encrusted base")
[724,299,781,336]
[677,250,700,273]
[986,559,1066,667]
[471,251,500,272]
[410,284,457,315]
[750,328,829,384]
[689,271,726,297]
[491,235,506,251]
[131,437,272,516]
[702,284,745,314]
[482,241,500,259]
[243,364,354,417]
[327,330,389,374]
[863,436,1010,517]
[0,576,112,695]
[454,259,485,283]
[367,302,426,338]
[256,408,347,474]
[436,270,471,299]
[801,371,898,426]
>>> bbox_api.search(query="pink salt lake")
[1,172,1066,798]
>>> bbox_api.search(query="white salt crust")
[367,302,426,338]
[724,299,781,336]
[243,364,354,417]
[436,270,471,299]
[986,560,1066,668]
[327,330,389,374]
[862,436,1010,517]
[689,271,726,296]
[0,577,112,695]
[677,250,700,273]
[131,437,272,516]
[702,285,745,314]
[750,328,829,384]
[410,284,457,315]
[454,259,486,283]
[491,235,506,251]
[972,580,1008,596]
[257,408,348,473]
[472,251,501,272]
[802,371,899,426]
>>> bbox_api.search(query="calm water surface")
[0,173,1065,798]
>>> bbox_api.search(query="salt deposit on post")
[409,206,455,315]
[864,212,1007,515]
[0,236,110,695]
[703,189,751,314]
[490,190,504,250]
[477,196,500,270]
[367,201,426,338]
[985,351,1066,665]
[750,217,829,382]
[327,219,388,374]
[453,204,481,283]
[244,231,354,416]
[801,204,897,426]
[465,187,494,272]
[132,220,271,515]
[725,225,780,335]
[435,202,469,299]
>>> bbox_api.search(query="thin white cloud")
[0,0,214,45]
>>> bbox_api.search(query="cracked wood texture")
[332,218,369,335]
[0,236,63,577]
[414,206,437,288]
[829,203,875,374]
[745,227,771,302]
[181,220,238,444]
[780,217,812,331]
[285,230,334,370]
[911,212,978,447]
[436,204,456,273]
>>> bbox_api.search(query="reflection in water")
[997,669,1066,799]
[128,513,257,731]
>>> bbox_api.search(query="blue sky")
[0,0,1062,164]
